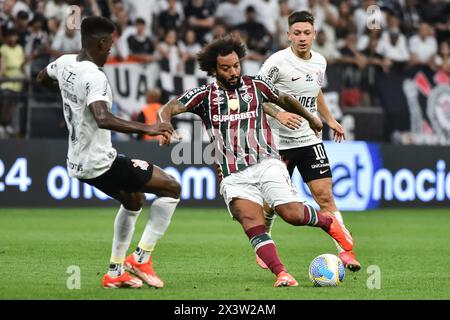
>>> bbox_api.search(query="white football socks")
[108,205,142,277]
[134,197,180,263]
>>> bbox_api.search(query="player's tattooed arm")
[317,90,345,142]
[263,102,302,130]
[157,98,188,145]
[36,68,60,91]
[89,101,173,140]
[275,93,323,134]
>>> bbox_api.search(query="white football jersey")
[258,48,326,150]
[47,54,117,179]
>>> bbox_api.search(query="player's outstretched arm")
[317,89,345,142]
[158,98,189,145]
[36,67,60,91]
[275,92,323,134]
[89,101,173,140]
[263,102,302,130]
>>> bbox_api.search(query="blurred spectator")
[433,41,449,73]
[312,29,340,65]
[135,88,162,141]
[0,0,17,40]
[180,29,201,73]
[50,24,82,59]
[127,18,156,63]
[401,0,421,37]
[274,0,292,49]
[376,27,410,72]
[334,1,356,49]
[15,10,30,48]
[408,22,438,70]
[46,16,61,42]
[184,0,215,45]
[287,0,308,11]
[0,28,25,138]
[11,0,32,19]
[157,0,183,40]
[360,35,385,106]
[34,0,47,16]
[25,14,50,81]
[44,0,69,28]
[204,22,227,43]
[416,0,450,44]
[241,0,279,36]
[157,29,184,73]
[338,32,368,106]
[236,5,272,57]
[123,0,156,29]
[215,0,246,29]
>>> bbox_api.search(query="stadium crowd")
[0,0,449,141]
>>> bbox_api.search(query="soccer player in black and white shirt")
[37,17,181,289]
[159,36,354,287]
[258,11,361,271]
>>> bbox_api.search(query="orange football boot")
[339,250,361,272]
[325,216,354,252]
[102,271,143,289]
[124,254,164,288]
[274,271,299,288]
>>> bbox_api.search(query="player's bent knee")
[165,176,181,199]
[276,203,304,226]
[122,192,145,211]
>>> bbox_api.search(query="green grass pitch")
[0,207,449,300]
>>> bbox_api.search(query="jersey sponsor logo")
[298,96,317,108]
[212,111,256,122]
[291,76,301,81]
[62,89,78,103]
[67,161,83,172]
[132,159,150,171]
[311,162,330,169]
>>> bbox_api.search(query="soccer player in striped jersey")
[257,11,360,271]
[158,36,354,287]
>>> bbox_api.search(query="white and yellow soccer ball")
[309,254,345,287]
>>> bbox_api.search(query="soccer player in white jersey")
[36,16,181,289]
[258,11,361,271]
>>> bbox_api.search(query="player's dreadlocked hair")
[81,16,115,47]
[288,11,315,27]
[197,35,247,76]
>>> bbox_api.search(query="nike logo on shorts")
[320,169,329,174]
[291,76,301,81]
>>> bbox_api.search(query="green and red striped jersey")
[177,75,281,181]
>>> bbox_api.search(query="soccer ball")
[309,254,345,287]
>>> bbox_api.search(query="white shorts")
[220,158,305,216]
